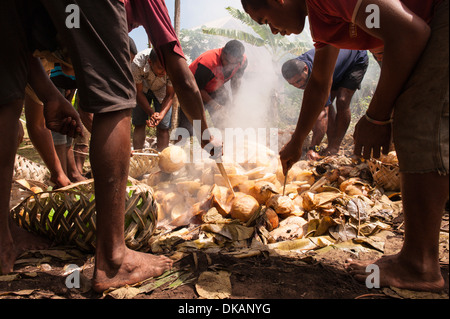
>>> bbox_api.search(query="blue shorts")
[52,131,73,146]
[132,90,172,130]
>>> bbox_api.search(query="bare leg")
[1,99,49,274]
[132,124,146,150]
[90,109,172,292]
[347,172,448,291]
[156,128,170,151]
[307,107,328,161]
[326,87,354,154]
[24,95,71,188]
[65,144,86,182]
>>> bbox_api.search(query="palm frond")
[202,27,265,47]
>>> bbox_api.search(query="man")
[1,0,220,293]
[282,49,368,160]
[241,0,448,292]
[178,40,248,135]
[131,48,174,151]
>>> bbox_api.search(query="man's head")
[282,58,310,89]
[149,49,166,77]
[221,40,245,67]
[240,0,308,36]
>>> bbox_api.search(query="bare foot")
[9,221,51,252]
[1,220,51,274]
[50,174,71,189]
[92,248,173,292]
[345,254,445,292]
[0,234,17,275]
[68,172,87,183]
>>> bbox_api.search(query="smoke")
[223,44,280,131]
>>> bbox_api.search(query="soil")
[0,228,448,301]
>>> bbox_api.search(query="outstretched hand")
[43,95,83,138]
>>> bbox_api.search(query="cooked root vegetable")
[230,193,259,222]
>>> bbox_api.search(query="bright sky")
[129,0,242,52]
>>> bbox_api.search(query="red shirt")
[306,0,441,50]
[189,48,248,93]
[121,0,185,66]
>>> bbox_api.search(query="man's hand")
[306,149,321,161]
[353,115,391,159]
[279,136,303,176]
[43,94,83,138]
[148,112,163,127]
[202,134,223,160]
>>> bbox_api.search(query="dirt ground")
[0,222,448,301]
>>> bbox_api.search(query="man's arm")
[280,45,340,174]
[353,0,431,158]
[136,82,154,117]
[27,55,82,138]
[159,44,219,149]
[159,84,175,118]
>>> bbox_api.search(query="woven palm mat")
[10,178,158,252]
[129,148,159,179]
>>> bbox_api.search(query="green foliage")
[201,7,310,62]
[179,28,223,62]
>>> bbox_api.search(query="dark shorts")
[331,58,369,91]
[0,0,135,113]
[393,0,449,175]
[132,91,172,130]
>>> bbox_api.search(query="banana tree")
[202,7,311,62]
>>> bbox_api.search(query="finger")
[382,142,390,155]
[372,146,381,159]
[362,145,372,160]
[353,141,363,157]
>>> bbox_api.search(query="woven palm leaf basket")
[14,154,50,183]
[368,157,400,192]
[129,148,160,179]
[10,178,158,252]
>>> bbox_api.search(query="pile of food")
[142,144,402,256]
[11,138,403,256]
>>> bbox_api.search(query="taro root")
[161,192,184,217]
[176,180,202,197]
[213,174,248,188]
[233,180,255,195]
[249,181,278,205]
[266,194,295,216]
[158,146,187,173]
[264,208,279,230]
[197,184,213,202]
[230,193,259,222]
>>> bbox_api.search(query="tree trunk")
[171,0,181,134]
